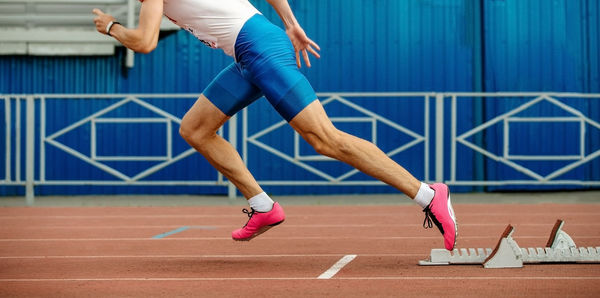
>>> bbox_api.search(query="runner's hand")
[92,8,116,35]
[285,25,320,68]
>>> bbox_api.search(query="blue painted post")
[473,0,485,190]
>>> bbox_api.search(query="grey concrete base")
[1,190,599,207]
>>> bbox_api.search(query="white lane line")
[1,212,598,219]
[317,254,357,279]
[340,276,600,280]
[0,253,421,260]
[1,276,599,282]
[2,222,598,230]
[0,224,383,229]
[2,235,599,242]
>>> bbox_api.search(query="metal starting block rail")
[419,219,600,268]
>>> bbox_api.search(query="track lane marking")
[3,222,599,230]
[317,254,357,279]
[1,276,599,282]
[0,253,421,259]
[152,226,190,239]
[1,212,599,219]
[2,235,599,241]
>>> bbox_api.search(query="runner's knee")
[179,113,214,145]
[178,115,196,142]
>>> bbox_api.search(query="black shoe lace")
[422,205,445,234]
[242,208,255,218]
[422,207,433,229]
[241,208,255,227]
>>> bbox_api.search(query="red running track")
[1,203,599,297]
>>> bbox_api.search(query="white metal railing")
[2,94,231,205]
[2,92,600,205]
[448,93,600,186]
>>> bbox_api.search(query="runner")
[92,0,457,250]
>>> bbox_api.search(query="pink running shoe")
[232,202,285,241]
[423,183,457,250]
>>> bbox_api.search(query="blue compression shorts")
[203,13,317,122]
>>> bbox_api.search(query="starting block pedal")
[419,219,600,268]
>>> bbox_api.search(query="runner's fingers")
[295,51,301,68]
[309,38,321,51]
[307,45,320,59]
[302,49,311,68]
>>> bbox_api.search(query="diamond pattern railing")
[2,92,600,205]
[448,93,600,186]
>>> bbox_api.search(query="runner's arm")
[266,0,320,68]
[92,0,163,53]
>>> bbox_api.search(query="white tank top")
[142,0,260,57]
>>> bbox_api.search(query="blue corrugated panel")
[589,0,600,182]
[484,0,589,91]
[481,0,600,190]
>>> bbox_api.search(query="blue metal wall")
[1,0,477,94]
[3,1,597,96]
[484,0,598,92]
[480,0,600,190]
[1,0,599,195]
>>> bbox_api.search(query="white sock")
[413,182,435,209]
[247,192,274,212]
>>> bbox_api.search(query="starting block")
[419,219,600,268]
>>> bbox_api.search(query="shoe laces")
[241,208,255,227]
[422,207,433,229]
[422,206,445,234]
[242,208,255,218]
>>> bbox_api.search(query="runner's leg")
[288,100,421,198]
[179,94,263,199]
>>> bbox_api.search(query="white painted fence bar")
[1,92,599,205]
[3,97,10,183]
[25,96,35,205]
[435,93,444,183]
